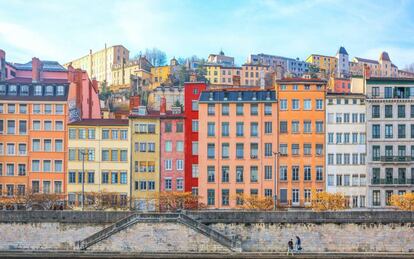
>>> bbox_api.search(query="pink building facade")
[198,89,278,208]
[160,98,185,192]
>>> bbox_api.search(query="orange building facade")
[198,89,278,208]
[276,79,326,207]
[0,82,68,197]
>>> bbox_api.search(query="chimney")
[32,57,42,83]
[0,49,5,81]
[364,65,371,79]
[160,96,167,115]
[129,94,141,112]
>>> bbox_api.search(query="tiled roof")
[199,89,276,103]
[337,46,348,55]
[6,77,68,84]
[68,119,129,126]
[276,78,327,83]
[354,57,379,64]
[10,60,67,72]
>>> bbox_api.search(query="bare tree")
[404,63,414,72]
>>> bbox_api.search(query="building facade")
[366,78,414,207]
[326,93,367,208]
[248,53,309,77]
[205,65,241,86]
[198,89,278,208]
[351,52,398,78]
[111,57,152,91]
[276,78,326,207]
[64,45,129,86]
[306,54,337,78]
[241,64,273,88]
[67,119,130,207]
[184,82,207,194]
[160,103,185,192]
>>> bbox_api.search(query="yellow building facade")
[64,45,129,86]
[111,57,153,92]
[67,119,131,208]
[306,54,337,77]
[150,66,171,89]
[130,110,161,211]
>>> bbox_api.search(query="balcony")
[380,156,412,163]
[371,178,414,185]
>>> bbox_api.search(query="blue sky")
[0,0,413,68]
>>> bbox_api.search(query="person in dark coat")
[287,239,294,256]
[295,236,302,252]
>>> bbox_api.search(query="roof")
[337,46,348,55]
[199,89,276,103]
[129,110,185,119]
[379,51,391,61]
[327,92,365,97]
[276,78,327,83]
[68,119,129,126]
[0,82,69,101]
[354,57,379,64]
[6,77,68,84]
[10,60,67,72]
[366,77,414,85]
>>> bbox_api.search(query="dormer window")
[8,85,17,95]
[20,85,29,96]
[45,85,54,96]
[252,92,257,100]
[138,106,147,116]
[209,92,214,101]
[34,85,42,96]
[238,92,242,100]
[0,85,5,95]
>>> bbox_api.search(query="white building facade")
[326,93,367,208]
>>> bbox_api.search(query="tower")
[336,46,349,78]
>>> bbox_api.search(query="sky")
[0,0,414,68]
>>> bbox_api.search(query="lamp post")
[80,149,91,211]
[273,151,280,210]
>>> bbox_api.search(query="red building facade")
[184,82,206,195]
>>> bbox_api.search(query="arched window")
[34,85,42,96]
[45,85,54,96]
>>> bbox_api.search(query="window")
[18,144,26,155]
[384,105,393,118]
[304,166,311,181]
[111,150,118,161]
[222,143,229,159]
[316,166,323,181]
[385,124,393,138]
[7,120,15,134]
[250,143,258,159]
[192,141,198,155]
[352,113,358,123]
[221,122,229,137]
[192,100,199,111]
[176,178,183,190]
[69,128,76,139]
[88,128,96,139]
[44,139,51,152]
[264,103,272,115]
[222,104,229,116]
[372,125,380,139]
[111,130,119,140]
[32,139,41,151]
[207,122,215,137]
[207,189,215,205]
[165,141,172,152]
[34,85,42,96]
[236,103,243,115]
[384,87,393,98]
[43,160,51,172]
[192,164,199,178]
[372,146,381,161]
[192,120,198,132]
[165,122,172,133]
[176,141,184,152]
[292,144,299,155]
[292,99,299,110]
[280,121,287,133]
[372,190,381,206]
[55,104,64,114]
[265,143,272,157]
[265,122,272,134]
[236,122,244,136]
[111,172,118,184]
[165,160,172,170]
[208,104,215,115]
[250,166,258,183]
[33,104,41,114]
[102,150,109,161]
[292,189,299,204]
[8,104,15,114]
[343,113,350,123]
[316,99,323,110]
[236,143,244,159]
[207,166,215,182]
[101,172,109,184]
[304,144,311,155]
[303,121,311,133]
[250,122,258,137]
[176,122,183,133]
[120,150,127,161]
[316,121,323,133]
[279,166,287,181]
[7,144,15,155]
[292,121,299,133]
[250,104,258,115]
[6,164,14,176]
[398,105,406,118]
[78,128,86,139]
[280,99,287,110]
[176,160,184,170]
[54,160,63,172]
[207,143,215,159]
[280,144,288,155]
[398,124,406,139]
[221,166,229,182]
[291,166,300,181]
[304,99,311,110]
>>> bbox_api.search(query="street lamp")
[273,151,280,210]
[80,149,91,211]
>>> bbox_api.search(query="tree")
[404,63,414,72]
[195,58,207,81]
[136,48,167,66]
[177,64,190,84]
[390,193,414,211]
[308,64,320,78]
[99,81,112,101]
[233,194,274,210]
[157,192,205,212]
[311,191,347,211]
[68,191,130,211]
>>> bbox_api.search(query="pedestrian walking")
[287,239,294,256]
[295,236,302,252]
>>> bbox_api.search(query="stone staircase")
[76,212,242,252]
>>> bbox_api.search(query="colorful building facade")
[184,82,207,194]
[67,119,130,207]
[276,78,326,206]
[198,89,278,208]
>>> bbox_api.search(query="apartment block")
[366,78,414,207]
[198,89,277,208]
[67,119,130,207]
[276,78,326,207]
[326,93,367,208]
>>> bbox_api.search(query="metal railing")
[371,178,414,185]
[380,156,412,163]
